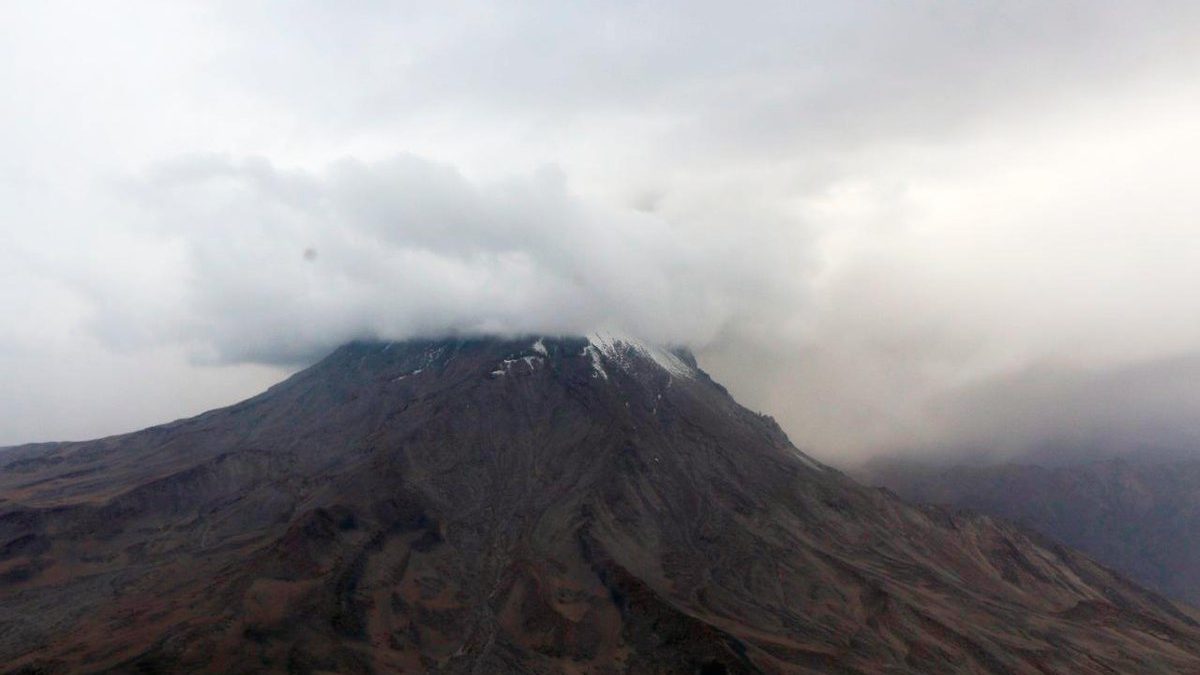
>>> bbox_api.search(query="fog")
[5,1,1200,464]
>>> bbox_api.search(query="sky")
[5,1,1200,464]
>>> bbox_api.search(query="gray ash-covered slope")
[3,336,1200,673]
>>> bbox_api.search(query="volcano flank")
[2,336,1200,673]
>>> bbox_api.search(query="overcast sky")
[5,1,1200,464]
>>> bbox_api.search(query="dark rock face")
[3,336,1200,673]
[859,456,1200,609]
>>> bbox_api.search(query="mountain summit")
[3,336,1200,673]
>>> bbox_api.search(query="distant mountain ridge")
[3,336,1200,673]
[859,454,1200,608]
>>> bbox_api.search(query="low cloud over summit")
[105,153,800,365]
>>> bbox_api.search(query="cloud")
[701,88,1200,462]
[927,353,1200,461]
[96,154,805,365]
[6,1,1200,462]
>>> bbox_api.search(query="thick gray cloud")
[99,154,800,364]
[5,1,1200,463]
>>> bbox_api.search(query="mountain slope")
[858,456,1200,608]
[3,336,1200,673]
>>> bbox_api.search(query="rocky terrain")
[859,455,1200,608]
[3,336,1200,673]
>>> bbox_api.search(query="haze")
[4,1,1200,465]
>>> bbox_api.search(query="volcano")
[3,336,1200,673]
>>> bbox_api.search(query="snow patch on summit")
[492,352,543,377]
[586,331,694,379]
[583,345,608,379]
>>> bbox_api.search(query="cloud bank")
[100,154,802,364]
[6,1,1200,463]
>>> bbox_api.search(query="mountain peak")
[4,338,1200,672]
[584,330,697,380]
[304,334,703,395]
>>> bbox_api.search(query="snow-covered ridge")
[583,345,608,379]
[585,330,695,379]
